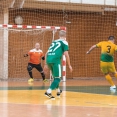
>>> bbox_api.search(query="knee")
[104,73,109,76]
[110,72,117,76]
[114,72,117,77]
[41,72,45,76]
[54,78,60,83]
[40,71,44,74]
[27,65,32,72]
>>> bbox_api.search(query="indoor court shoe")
[28,82,33,86]
[110,85,116,90]
[45,92,55,99]
[43,79,48,83]
[28,78,34,83]
[57,90,62,97]
[110,89,116,94]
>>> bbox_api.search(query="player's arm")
[42,56,45,60]
[44,52,47,65]
[62,40,73,72]
[64,51,73,73]
[24,53,29,57]
[115,45,117,52]
[24,51,31,57]
[86,45,97,54]
[43,52,49,73]
[87,42,102,54]
[41,52,45,60]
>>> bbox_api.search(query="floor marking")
[85,101,117,106]
[66,91,117,97]
[0,102,117,108]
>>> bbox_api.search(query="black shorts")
[28,63,43,72]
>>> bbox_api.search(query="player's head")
[35,43,40,50]
[59,30,66,39]
[108,36,115,42]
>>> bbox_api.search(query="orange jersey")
[28,49,44,64]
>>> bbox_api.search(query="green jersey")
[46,39,69,64]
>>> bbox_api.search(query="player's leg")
[114,72,117,80]
[45,63,55,99]
[45,63,62,99]
[55,64,62,97]
[49,64,61,89]
[110,62,117,78]
[35,64,47,82]
[27,63,34,82]
[100,61,115,88]
[56,84,62,97]
[109,62,117,89]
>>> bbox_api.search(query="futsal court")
[0,79,117,117]
[0,0,117,117]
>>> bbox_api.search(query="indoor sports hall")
[0,0,117,117]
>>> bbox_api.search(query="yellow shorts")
[100,61,116,74]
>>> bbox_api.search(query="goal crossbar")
[0,24,66,30]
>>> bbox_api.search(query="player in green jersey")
[44,30,73,99]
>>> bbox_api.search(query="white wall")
[36,0,117,6]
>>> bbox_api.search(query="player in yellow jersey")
[87,36,117,90]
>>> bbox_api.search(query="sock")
[29,72,33,78]
[47,88,52,93]
[114,73,117,79]
[41,72,45,80]
[56,84,60,92]
[56,88,60,93]
[50,78,61,90]
[105,74,115,86]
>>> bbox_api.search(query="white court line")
[0,89,116,97]
[65,90,117,97]
[0,102,117,108]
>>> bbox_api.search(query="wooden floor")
[0,79,117,117]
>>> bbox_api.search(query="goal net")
[0,25,66,80]
[0,0,117,81]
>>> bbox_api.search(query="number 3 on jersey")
[107,45,111,53]
[48,42,61,53]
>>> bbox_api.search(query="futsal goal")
[0,24,66,81]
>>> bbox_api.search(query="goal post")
[0,24,67,81]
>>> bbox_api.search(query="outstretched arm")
[86,45,97,54]
[24,54,28,57]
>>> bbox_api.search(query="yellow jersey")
[96,41,117,62]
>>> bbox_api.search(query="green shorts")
[47,63,61,78]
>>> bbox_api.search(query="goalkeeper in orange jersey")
[87,36,117,90]
[24,43,47,83]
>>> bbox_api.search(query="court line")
[0,89,116,97]
[0,90,117,108]
[66,91,117,97]
[0,102,117,108]
[85,102,117,106]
